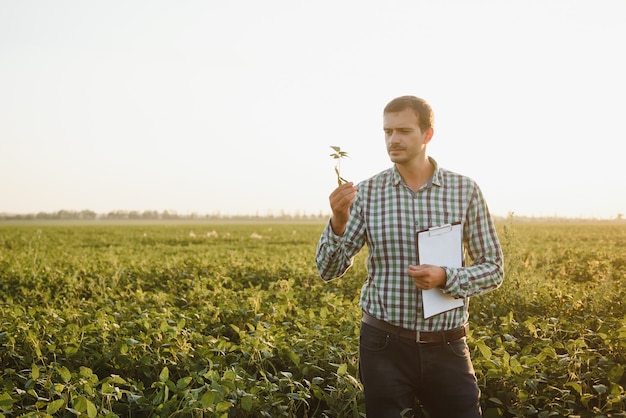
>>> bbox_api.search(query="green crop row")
[0,221,625,417]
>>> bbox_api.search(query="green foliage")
[0,224,365,417]
[329,146,349,186]
[0,221,625,417]
[470,222,626,418]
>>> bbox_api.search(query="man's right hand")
[329,182,358,236]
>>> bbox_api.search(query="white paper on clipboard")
[417,223,464,318]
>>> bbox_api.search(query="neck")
[396,157,434,192]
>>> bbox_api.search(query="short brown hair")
[384,96,434,132]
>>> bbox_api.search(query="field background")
[1,220,625,417]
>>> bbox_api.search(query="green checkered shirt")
[316,158,504,332]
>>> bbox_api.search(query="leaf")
[311,377,324,385]
[564,381,582,395]
[607,365,624,383]
[286,348,300,366]
[240,395,253,411]
[159,367,169,382]
[0,393,15,410]
[476,341,492,360]
[201,391,215,408]
[223,370,237,381]
[58,366,71,383]
[47,399,65,414]
[31,364,39,380]
[593,384,608,394]
[86,399,98,418]
[73,396,100,417]
[176,376,193,389]
[216,401,233,412]
[337,363,348,376]
[79,366,94,378]
[73,396,87,412]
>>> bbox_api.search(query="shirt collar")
[430,157,443,187]
[391,157,442,187]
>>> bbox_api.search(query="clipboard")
[417,222,464,318]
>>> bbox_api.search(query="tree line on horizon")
[0,209,331,222]
[1,209,624,223]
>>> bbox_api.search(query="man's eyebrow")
[383,126,413,131]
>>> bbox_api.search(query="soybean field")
[0,221,625,417]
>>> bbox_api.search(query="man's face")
[383,108,433,165]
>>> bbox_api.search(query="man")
[315,96,504,417]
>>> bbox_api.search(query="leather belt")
[362,311,468,343]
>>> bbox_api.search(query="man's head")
[383,96,435,166]
[384,96,434,133]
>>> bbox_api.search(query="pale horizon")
[0,206,623,222]
[1,1,625,220]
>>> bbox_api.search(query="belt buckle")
[415,330,420,343]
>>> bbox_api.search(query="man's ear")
[424,127,434,144]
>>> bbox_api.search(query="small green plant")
[329,146,349,186]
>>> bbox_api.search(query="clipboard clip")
[428,223,452,236]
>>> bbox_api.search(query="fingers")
[329,182,357,236]
[408,265,447,290]
[329,182,358,213]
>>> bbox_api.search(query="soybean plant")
[329,146,349,186]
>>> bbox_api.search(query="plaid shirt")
[316,158,504,332]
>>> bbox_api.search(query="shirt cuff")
[442,266,463,296]
[324,220,345,244]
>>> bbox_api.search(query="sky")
[1,0,625,219]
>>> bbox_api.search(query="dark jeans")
[359,322,482,418]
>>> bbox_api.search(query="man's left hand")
[408,265,447,290]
